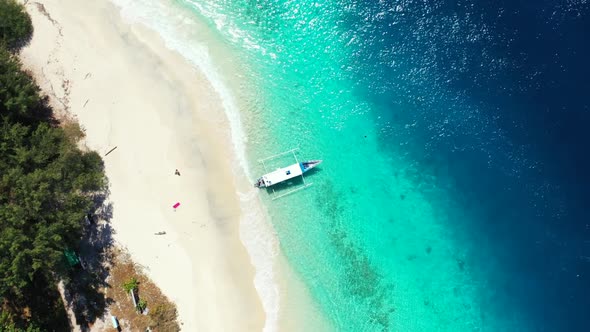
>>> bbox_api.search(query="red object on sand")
[173,202,180,209]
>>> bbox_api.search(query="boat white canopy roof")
[261,163,303,186]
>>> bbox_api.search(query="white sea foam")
[107,0,280,330]
[109,0,250,176]
[237,189,281,331]
[183,1,272,57]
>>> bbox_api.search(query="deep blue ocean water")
[114,0,590,330]
[358,1,590,330]
[202,0,590,330]
[360,1,590,330]
[366,1,590,331]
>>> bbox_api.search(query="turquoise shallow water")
[176,1,522,330]
[112,0,590,330]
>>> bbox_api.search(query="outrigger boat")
[255,148,322,199]
[254,160,322,188]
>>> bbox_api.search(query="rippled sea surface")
[162,0,589,330]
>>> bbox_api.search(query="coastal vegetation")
[108,251,180,331]
[0,0,105,329]
[0,0,32,51]
[122,277,139,293]
[1,1,179,330]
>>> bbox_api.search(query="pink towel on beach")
[173,202,180,209]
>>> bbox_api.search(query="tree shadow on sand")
[61,187,116,331]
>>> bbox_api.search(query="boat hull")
[301,160,322,173]
[254,160,322,188]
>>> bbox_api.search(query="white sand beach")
[20,0,265,330]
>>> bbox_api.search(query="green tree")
[122,277,139,293]
[0,310,42,332]
[137,298,147,312]
[0,0,33,51]
[0,48,43,123]
[0,8,106,327]
[0,120,106,298]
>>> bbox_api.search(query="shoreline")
[19,0,266,330]
[104,1,295,330]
